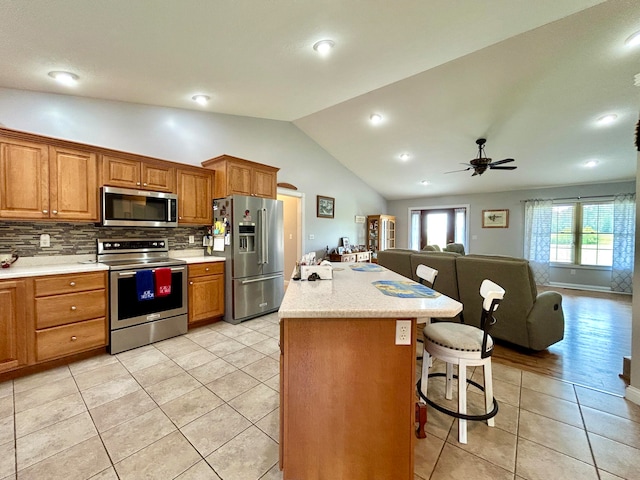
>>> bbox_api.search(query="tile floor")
[1,313,639,479]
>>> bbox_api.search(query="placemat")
[350,263,384,272]
[372,280,441,298]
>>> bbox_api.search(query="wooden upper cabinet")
[0,138,49,219]
[177,167,213,225]
[0,138,98,221]
[201,154,279,199]
[102,155,175,193]
[49,146,98,221]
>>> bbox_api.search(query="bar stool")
[415,264,438,359]
[417,279,504,444]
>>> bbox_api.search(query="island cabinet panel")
[0,138,49,219]
[0,280,28,374]
[280,317,416,480]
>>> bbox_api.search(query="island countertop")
[278,262,462,319]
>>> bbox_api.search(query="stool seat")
[423,323,493,353]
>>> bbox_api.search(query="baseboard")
[625,385,640,405]
[548,282,631,295]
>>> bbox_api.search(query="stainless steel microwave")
[101,186,178,227]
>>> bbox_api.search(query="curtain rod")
[521,193,633,202]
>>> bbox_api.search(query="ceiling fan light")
[48,71,79,86]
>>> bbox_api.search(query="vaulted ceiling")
[1,0,638,199]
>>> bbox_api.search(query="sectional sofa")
[377,249,565,351]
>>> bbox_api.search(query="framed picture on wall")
[317,195,335,218]
[482,209,509,228]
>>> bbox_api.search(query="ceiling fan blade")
[444,167,473,174]
[489,158,514,166]
[489,165,517,170]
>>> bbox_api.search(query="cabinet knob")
[136,182,141,186]
[205,268,209,272]
[71,306,77,311]
[71,336,77,341]
[42,209,48,214]
[143,182,148,186]
[189,281,193,285]
[52,210,58,215]
[69,281,76,287]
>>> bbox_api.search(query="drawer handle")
[69,281,76,287]
[71,336,77,341]
[71,306,77,311]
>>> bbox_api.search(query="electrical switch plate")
[40,233,50,248]
[395,320,412,345]
[309,234,315,240]
[188,235,195,244]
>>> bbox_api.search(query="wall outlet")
[309,234,315,240]
[395,320,412,345]
[188,235,195,244]
[39,233,50,248]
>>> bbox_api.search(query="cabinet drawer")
[36,290,106,329]
[356,252,370,262]
[36,318,106,362]
[189,262,224,277]
[35,272,106,296]
[342,254,357,262]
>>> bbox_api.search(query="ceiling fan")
[446,138,517,176]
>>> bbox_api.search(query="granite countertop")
[279,262,462,319]
[0,251,225,279]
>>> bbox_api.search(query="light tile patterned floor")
[1,312,639,479]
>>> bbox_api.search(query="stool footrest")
[416,373,499,421]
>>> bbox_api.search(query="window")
[550,201,613,266]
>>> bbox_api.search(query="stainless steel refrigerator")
[212,195,284,324]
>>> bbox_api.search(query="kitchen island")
[278,262,462,480]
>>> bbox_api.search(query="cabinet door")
[188,274,224,324]
[227,162,252,196]
[252,167,277,198]
[0,280,27,374]
[0,139,49,219]
[102,155,141,189]
[142,163,175,193]
[49,146,99,221]
[177,169,212,224]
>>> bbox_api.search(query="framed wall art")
[482,209,509,228]
[317,195,335,218]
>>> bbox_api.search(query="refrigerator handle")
[261,208,269,265]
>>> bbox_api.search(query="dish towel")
[136,269,155,301]
[155,267,172,297]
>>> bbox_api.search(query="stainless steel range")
[97,238,188,354]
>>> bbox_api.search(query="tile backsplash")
[0,221,208,257]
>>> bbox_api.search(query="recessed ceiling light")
[369,113,383,124]
[625,30,640,47]
[420,180,430,186]
[597,113,617,125]
[48,71,79,86]
[399,153,410,161]
[585,160,599,168]
[313,39,335,55]
[192,95,210,106]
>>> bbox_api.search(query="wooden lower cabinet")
[32,271,108,364]
[188,262,224,325]
[280,317,415,479]
[0,280,28,374]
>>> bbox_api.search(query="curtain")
[524,199,553,285]
[611,193,635,293]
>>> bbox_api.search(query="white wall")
[0,87,387,255]
[388,181,635,288]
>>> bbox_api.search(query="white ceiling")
[0,0,638,200]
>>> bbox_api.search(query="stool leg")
[445,362,453,400]
[458,361,467,444]
[484,361,495,427]
[419,350,430,403]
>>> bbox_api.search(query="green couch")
[377,249,564,350]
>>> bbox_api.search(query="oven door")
[110,266,187,330]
